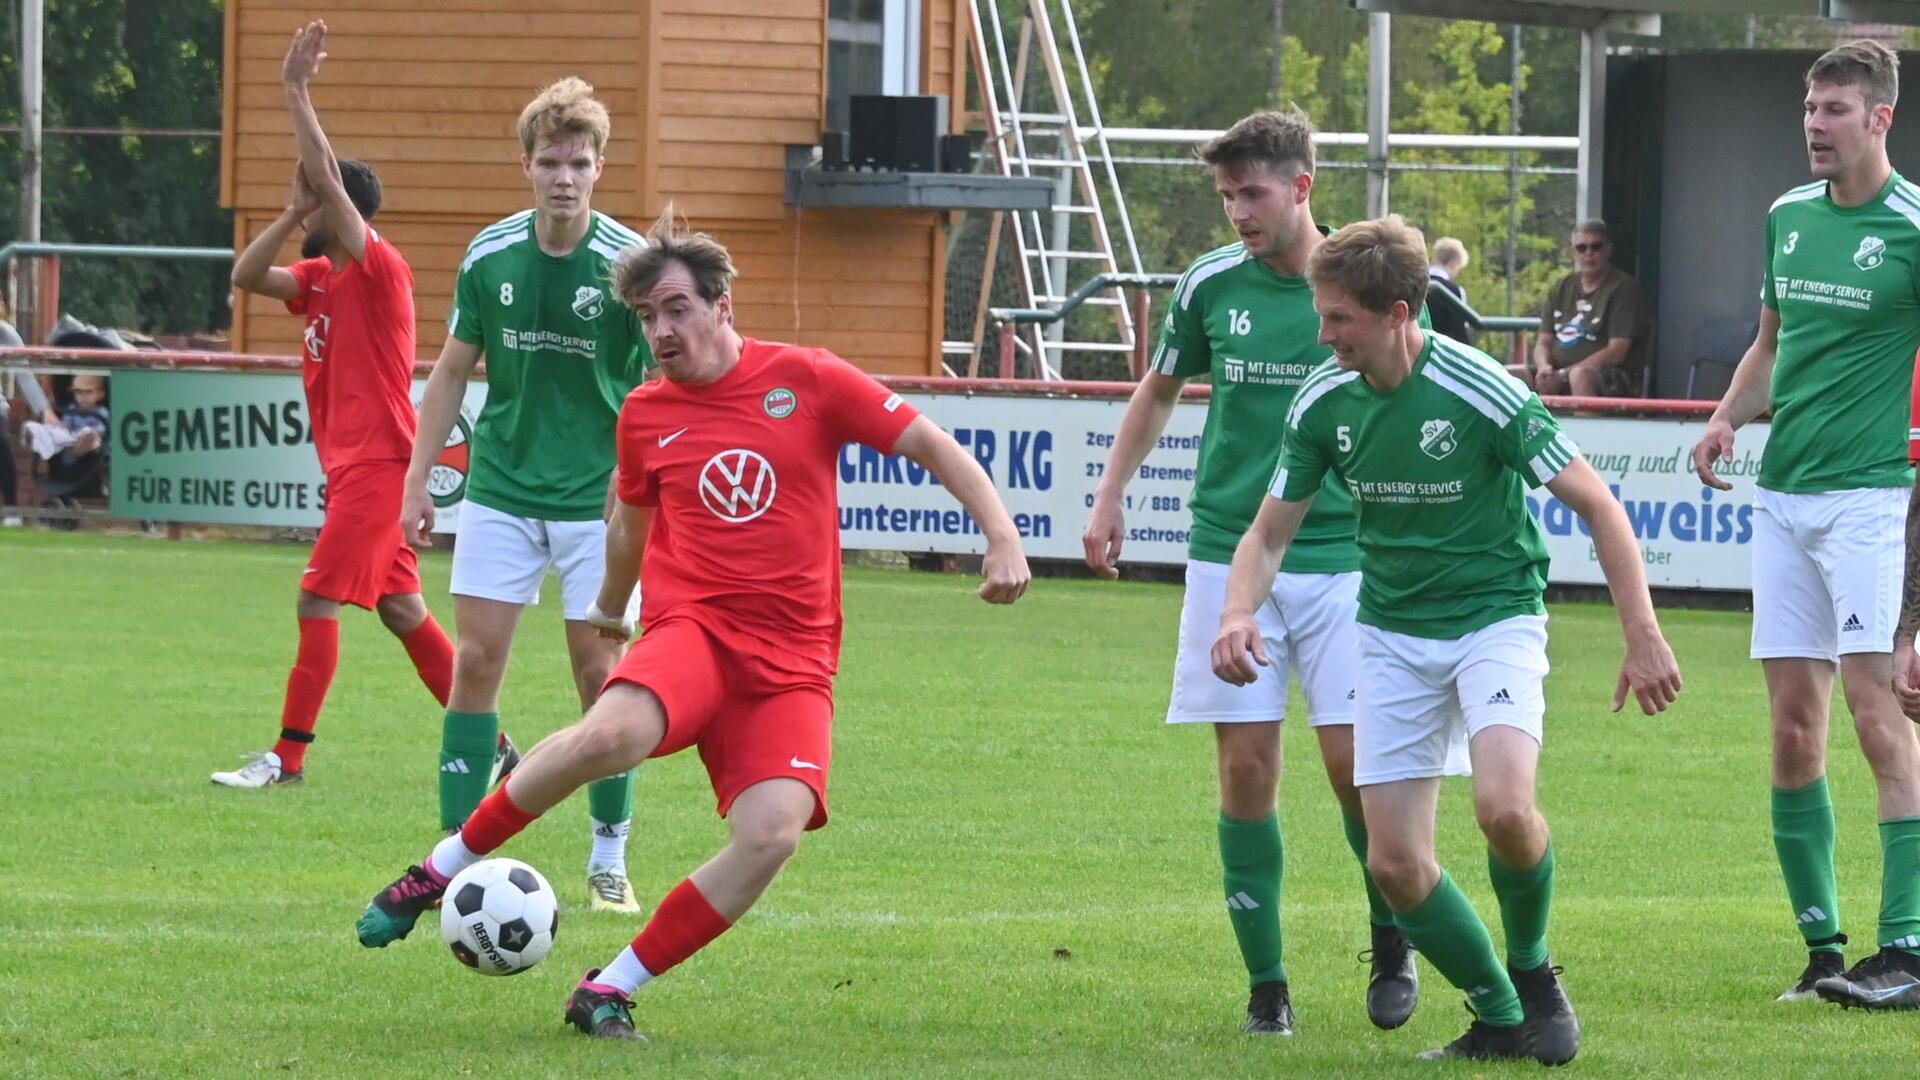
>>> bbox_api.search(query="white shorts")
[449,501,638,622]
[1167,560,1359,727]
[1750,487,1904,662]
[1352,614,1546,787]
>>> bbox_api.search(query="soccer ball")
[440,858,558,976]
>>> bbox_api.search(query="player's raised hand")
[1690,420,1737,491]
[979,539,1031,604]
[290,165,320,215]
[1082,493,1125,580]
[1893,638,1920,721]
[400,479,436,548]
[282,20,328,88]
[1612,628,1682,715]
[1211,614,1270,687]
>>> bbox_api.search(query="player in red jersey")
[357,213,1032,1041]
[213,20,457,788]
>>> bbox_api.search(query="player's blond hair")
[1199,108,1316,177]
[1309,215,1431,316]
[611,206,738,307]
[1808,40,1899,111]
[517,77,611,157]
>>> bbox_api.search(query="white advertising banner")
[837,392,1773,591]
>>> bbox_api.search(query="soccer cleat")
[1243,979,1295,1036]
[1510,960,1580,1065]
[491,731,521,788]
[588,868,642,913]
[356,865,446,948]
[1416,1006,1529,1062]
[1813,947,1920,1010]
[565,970,647,1042]
[210,751,302,789]
[1778,949,1846,1002]
[1362,922,1420,1030]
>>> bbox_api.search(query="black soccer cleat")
[565,970,647,1042]
[492,730,521,788]
[1778,949,1847,1002]
[356,865,446,948]
[1814,947,1920,1010]
[1244,979,1296,1036]
[1416,1006,1530,1062]
[1362,923,1420,1030]
[1510,960,1580,1066]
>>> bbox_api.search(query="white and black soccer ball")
[440,858,558,976]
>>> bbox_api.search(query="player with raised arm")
[213,21,457,789]
[356,215,1032,1041]
[1082,110,1429,1035]
[403,78,653,911]
[1691,40,1920,1009]
[1214,216,1681,1064]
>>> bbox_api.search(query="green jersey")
[1151,242,1364,572]
[1760,172,1920,493]
[1275,332,1577,640]
[449,210,653,520]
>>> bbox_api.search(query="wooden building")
[222,0,968,374]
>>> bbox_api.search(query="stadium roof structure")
[1349,0,1920,31]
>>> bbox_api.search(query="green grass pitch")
[2,531,1913,1077]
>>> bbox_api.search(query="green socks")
[438,710,500,832]
[1488,843,1556,971]
[1219,811,1285,986]
[1341,812,1396,927]
[1773,778,1843,950]
[1394,870,1523,1027]
[1880,817,1920,953]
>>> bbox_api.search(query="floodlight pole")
[1366,12,1390,217]
[1576,24,1607,223]
[20,0,43,244]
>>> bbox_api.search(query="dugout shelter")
[220,0,976,376]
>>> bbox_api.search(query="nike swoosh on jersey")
[789,757,822,771]
[659,427,689,447]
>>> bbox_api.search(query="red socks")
[461,786,539,855]
[271,617,340,774]
[399,615,454,706]
[632,879,734,977]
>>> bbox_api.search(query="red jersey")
[616,338,920,675]
[285,227,418,473]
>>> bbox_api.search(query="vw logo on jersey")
[699,449,778,523]
[572,285,605,320]
[1419,419,1458,460]
[1854,236,1887,271]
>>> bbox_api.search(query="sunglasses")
[1573,241,1608,254]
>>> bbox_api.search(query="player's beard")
[300,231,327,260]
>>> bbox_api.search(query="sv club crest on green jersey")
[1420,419,1458,460]
[1854,236,1887,270]
[571,285,605,320]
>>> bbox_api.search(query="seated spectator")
[34,374,110,520]
[1427,236,1475,344]
[1511,219,1649,397]
[0,316,57,526]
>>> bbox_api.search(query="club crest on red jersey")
[763,387,797,418]
[699,449,778,522]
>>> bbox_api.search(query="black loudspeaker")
[939,132,973,173]
[819,130,850,171]
[849,94,949,172]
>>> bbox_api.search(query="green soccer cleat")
[356,864,445,948]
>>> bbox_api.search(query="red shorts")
[304,460,421,609]
[606,617,836,830]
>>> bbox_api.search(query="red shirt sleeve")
[282,258,328,316]
[615,392,657,507]
[813,351,919,452]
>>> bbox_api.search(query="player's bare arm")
[1691,305,1781,490]
[1082,371,1186,578]
[1894,475,1920,718]
[1546,455,1682,715]
[586,500,651,641]
[230,168,316,302]
[1209,493,1310,686]
[400,336,484,546]
[281,20,366,262]
[892,416,1032,605]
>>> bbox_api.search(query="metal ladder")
[968,0,1143,378]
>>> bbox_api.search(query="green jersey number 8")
[500,282,515,305]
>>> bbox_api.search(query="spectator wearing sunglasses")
[1515,220,1648,397]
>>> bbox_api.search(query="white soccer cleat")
[210,751,302,789]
